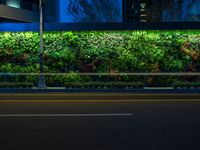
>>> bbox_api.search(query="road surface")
[0,93,199,150]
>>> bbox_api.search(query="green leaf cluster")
[0,30,199,86]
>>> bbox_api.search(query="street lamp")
[38,0,46,88]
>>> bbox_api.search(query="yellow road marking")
[0,94,199,96]
[0,100,200,103]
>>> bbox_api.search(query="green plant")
[0,82,34,88]
[65,82,145,89]
[173,81,200,89]
[0,31,199,87]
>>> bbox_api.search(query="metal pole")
[38,0,46,88]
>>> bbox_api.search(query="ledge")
[0,4,39,22]
[0,88,199,94]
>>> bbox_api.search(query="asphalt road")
[0,93,200,150]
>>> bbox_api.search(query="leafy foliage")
[0,30,199,86]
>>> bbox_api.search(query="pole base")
[38,75,46,89]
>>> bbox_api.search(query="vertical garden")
[0,30,199,88]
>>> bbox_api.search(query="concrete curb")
[0,88,199,94]
[0,93,200,100]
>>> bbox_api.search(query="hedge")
[172,81,200,89]
[65,82,145,89]
[0,82,34,88]
[0,31,199,86]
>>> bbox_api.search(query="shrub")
[65,82,145,89]
[0,82,34,88]
[0,31,199,87]
[172,81,200,89]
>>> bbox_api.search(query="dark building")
[123,0,200,23]
[123,0,149,23]
[0,0,39,11]
[0,0,199,23]
[123,0,140,22]
[0,0,39,22]
[0,0,58,23]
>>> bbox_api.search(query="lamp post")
[38,0,46,88]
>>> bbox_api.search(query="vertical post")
[38,0,46,88]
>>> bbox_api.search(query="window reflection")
[67,0,122,22]
[67,0,200,23]
[123,0,200,22]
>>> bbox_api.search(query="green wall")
[0,30,199,86]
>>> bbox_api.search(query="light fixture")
[6,0,20,8]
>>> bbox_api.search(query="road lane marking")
[0,94,199,96]
[0,113,133,117]
[0,100,200,103]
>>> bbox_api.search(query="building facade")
[0,0,39,11]
[0,0,199,23]
[0,0,39,22]
[0,0,59,23]
[123,0,149,22]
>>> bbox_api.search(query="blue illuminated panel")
[0,23,39,32]
[0,22,200,32]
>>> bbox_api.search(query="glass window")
[60,0,200,23]
[123,0,200,22]
[21,1,33,10]
[144,0,200,22]
[146,0,200,22]
[21,0,39,11]
[61,0,122,23]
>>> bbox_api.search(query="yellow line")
[0,93,199,96]
[0,100,200,103]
